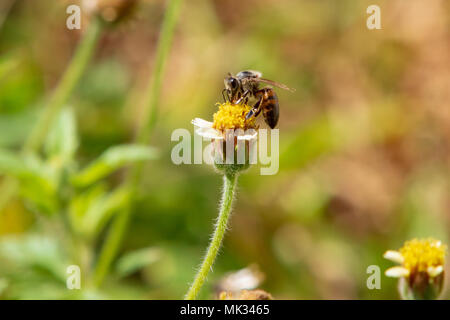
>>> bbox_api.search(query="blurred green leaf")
[69,184,105,233]
[69,185,131,238]
[116,247,161,277]
[19,156,59,215]
[0,235,68,282]
[71,144,158,187]
[0,109,38,147]
[0,148,28,176]
[44,107,79,167]
[0,149,58,214]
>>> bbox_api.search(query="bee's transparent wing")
[258,78,295,92]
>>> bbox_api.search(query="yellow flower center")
[399,238,446,273]
[212,102,256,131]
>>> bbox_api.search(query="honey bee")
[223,70,294,129]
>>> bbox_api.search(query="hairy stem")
[185,172,238,300]
[0,18,102,213]
[93,0,183,287]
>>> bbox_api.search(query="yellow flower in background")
[384,238,447,300]
[384,238,446,278]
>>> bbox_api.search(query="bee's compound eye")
[230,78,238,89]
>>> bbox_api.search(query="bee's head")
[224,73,240,95]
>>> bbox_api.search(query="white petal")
[195,127,223,140]
[192,118,213,128]
[427,265,444,277]
[220,266,263,292]
[385,266,409,278]
[433,241,442,248]
[383,250,404,264]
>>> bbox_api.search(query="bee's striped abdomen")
[259,88,279,129]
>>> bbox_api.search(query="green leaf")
[72,144,158,187]
[20,156,58,215]
[69,186,131,238]
[44,107,78,166]
[0,109,37,148]
[0,149,58,214]
[69,184,106,233]
[116,247,161,277]
[0,149,28,177]
[0,234,68,282]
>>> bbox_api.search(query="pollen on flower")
[399,238,447,273]
[212,102,256,131]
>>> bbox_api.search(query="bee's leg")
[245,97,262,120]
[235,90,250,105]
[253,105,262,117]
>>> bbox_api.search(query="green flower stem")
[0,18,102,212]
[185,172,238,300]
[136,0,183,144]
[93,0,183,287]
[93,203,131,287]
